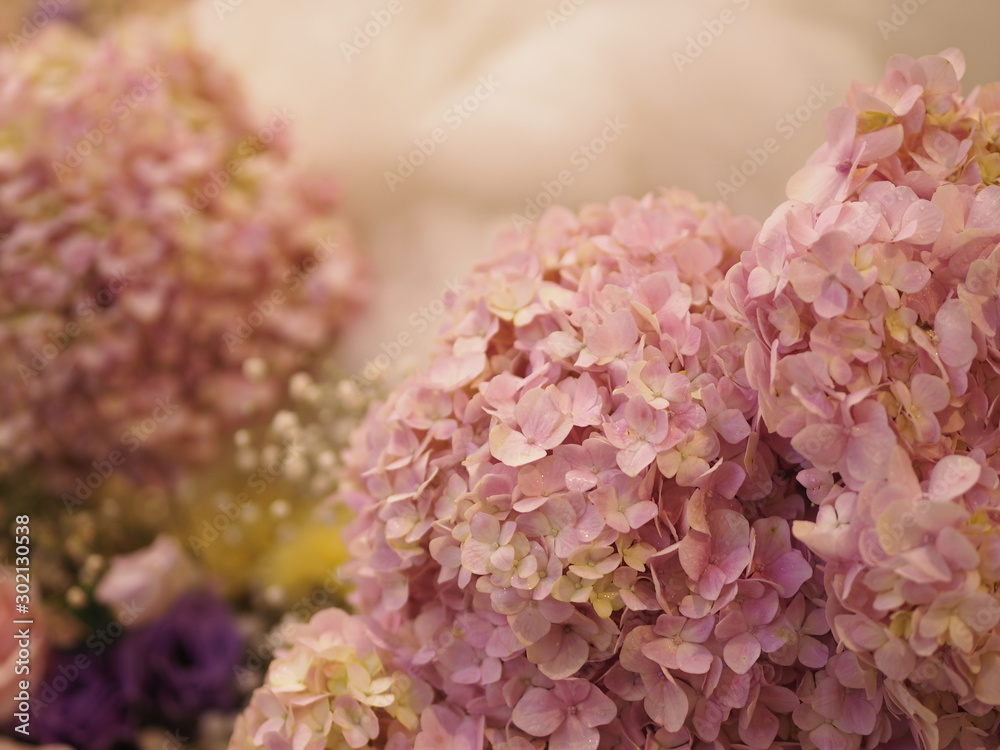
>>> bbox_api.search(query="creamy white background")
[183,0,1000,381]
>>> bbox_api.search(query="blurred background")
[177,0,1000,382]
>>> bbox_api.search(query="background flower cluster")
[0,6,372,750]
[29,539,243,750]
[0,15,366,489]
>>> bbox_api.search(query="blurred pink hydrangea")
[230,191,878,749]
[722,48,1000,748]
[0,19,366,487]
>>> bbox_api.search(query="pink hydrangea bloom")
[228,609,433,750]
[0,19,366,488]
[724,48,1000,748]
[234,191,838,749]
[234,48,1000,750]
[511,679,615,750]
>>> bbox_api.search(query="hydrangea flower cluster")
[229,608,435,750]
[232,49,1000,750]
[232,191,878,749]
[0,19,366,487]
[722,48,1000,748]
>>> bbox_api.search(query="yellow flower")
[252,509,352,600]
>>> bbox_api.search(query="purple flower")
[117,590,243,728]
[34,651,135,750]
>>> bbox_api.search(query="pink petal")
[583,309,639,361]
[624,396,662,438]
[644,674,689,732]
[747,266,778,298]
[936,526,979,571]
[766,550,814,597]
[752,516,791,561]
[682,616,716,644]
[642,638,678,669]
[516,389,573,450]
[764,685,799,714]
[715,611,749,641]
[898,545,951,582]
[874,638,916,682]
[967,185,1000,228]
[565,374,604,427]
[976,655,1000,703]
[509,606,553,645]
[857,123,904,162]
[740,705,779,750]
[791,424,845,467]
[615,441,657,477]
[718,547,753,583]
[490,423,547,467]
[676,642,714,674]
[839,693,877,735]
[743,590,779,626]
[896,201,943,244]
[798,636,830,669]
[714,408,751,444]
[787,163,847,205]
[724,632,761,674]
[824,106,860,157]
[554,679,592,707]
[710,509,752,555]
[490,545,516,571]
[917,606,949,639]
[460,544,492,576]
[910,373,950,412]
[697,572,728,606]
[890,261,931,293]
[676,455,712,486]
[813,281,849,319]
[845,420,895,483]
[809,724,852,750]
[538,631,590,680]
[694,697,725,741]
[579,687,617,727]
[927,454,981,502]
[788,259,829,304]
[678,532,710,581]
[916,51,961,91]
[623,500,659,529]
[836,614,886,651]
[512,688,565,737]
[934,299,976,368]
[550,717,599,750]
[786,108,856,204]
